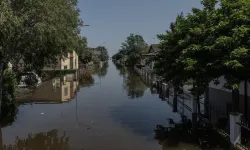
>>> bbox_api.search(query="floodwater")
[1,61,231,150]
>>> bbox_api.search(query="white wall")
[209,76,250,95]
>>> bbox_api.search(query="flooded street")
[1,61,229,150]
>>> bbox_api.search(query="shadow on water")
[154,115,233,150]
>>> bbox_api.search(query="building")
[43,50,79,71]
[142,44,161,70]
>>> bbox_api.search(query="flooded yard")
[1,61,232,150]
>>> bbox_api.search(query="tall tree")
[120,34,148,66]
[155,14,189,106]
[210,0,250,112]
[96,46,109,61]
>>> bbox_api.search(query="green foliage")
[0,0,82,72]
[96,46,109,61]
[77,36,92,64]
[154,0,250,112]
[117,33,148,66]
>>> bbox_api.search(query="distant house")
[43,50,79,71]
[142,44,161,70]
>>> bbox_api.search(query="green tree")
[155,14,189,106]
[210,0,250,112]
[96,46,109,61]
[120,34,148,66]
[179,0,219,113]
[155,0,250,115]
[0,0,82,102]
[77,37,92,64]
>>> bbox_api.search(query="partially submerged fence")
[237,117,250,149]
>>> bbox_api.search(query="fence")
[237,117,250,148]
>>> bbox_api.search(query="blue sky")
[78,0,202,56]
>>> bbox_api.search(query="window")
[64,66,67,69]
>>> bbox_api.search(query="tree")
[120,34,148,66]
[179,0,219,113]
[0,0,82,104]
[210,0,250,113]
[96,46,109,61]
[154,0,250,115]
[77,37,93,64]
[155,14,189,107]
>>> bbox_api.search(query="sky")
[78,0,202,56]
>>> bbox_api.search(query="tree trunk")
[197,94,201,114]
[232,87,240,113]
[173,87,178,112]
[204,87,209,118]
[244,80,248,121]
[0,61,3,118]
[0,127,2,149]
[166,87,170,98]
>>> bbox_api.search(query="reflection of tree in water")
[98,62,108,77]
[91,62,108,77]
[114,64,127,77]
[79,71,95,88]
[3,130,72,150]
[0,103,18,128]
[154,116,231,150]
[1,69,19,127]
[123,69,147,99]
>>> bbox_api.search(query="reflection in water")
[121,68,147,99]
[154,116,231,150]
[99,62,109,77]
[0,104,18,128]
[1,61,236,150]
[17,75,78,103]
[78,71,94,88]
[91,62,109,77]
[114,63,127,77]
[3,130,71,150]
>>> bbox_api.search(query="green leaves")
[154,0,250,96]
[115,34,148,66]
[224,60,243,69]
[96,46,109,61]
[0,0,82,72]
[230,47,248,58]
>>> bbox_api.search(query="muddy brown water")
[1,61,231,150]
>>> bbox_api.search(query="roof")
[149,44,161,53]
[142,44,161,56]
